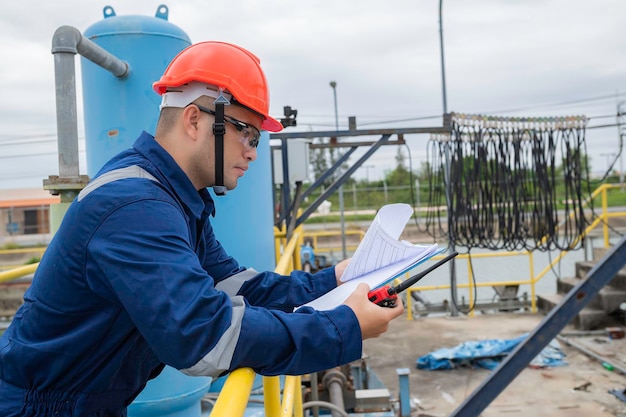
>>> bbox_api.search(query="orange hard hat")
[153,41,283,132]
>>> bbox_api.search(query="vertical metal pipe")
[280,138,291,237]
[396,368,411,417]
[322,369,346,417]
[443,140,459,316]
[330,82,339,131]
[330,81,347,259]
[310,372,320,417]
[326,381,345,417]
[617,101,624,191]
[53,49,80,179]
[439,0,448,115]
[439,25,454,317]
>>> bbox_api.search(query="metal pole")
[280,138,292,237]
[443,141,459,316]
[364,164,374,209]
[617,101,624,191]
[397,368,411,417]
[600,153,614,173]
[322,369,347,417]
[330,81,347,259]
[439,0,448,115]
[438,4,458,315]
[330,81,339,132]
[383,181,388,204]
[52,45,80,180]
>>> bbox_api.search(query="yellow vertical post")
[406,288,413,320]
[274,226,282,265]
[281,375,298,417]
[294,225,304,271]
[403,270,413,320]
[293,376,303,417]
[263,376,281,417]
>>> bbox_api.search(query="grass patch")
[24,257,41,265]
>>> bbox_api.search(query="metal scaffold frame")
[269,120,452,239]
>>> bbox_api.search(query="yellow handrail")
[0,247,46,255]
[0,263,38,284]
[301,229,364,257]
[209,368,256,416]
[275,230,302,274]
[0,247,45,271]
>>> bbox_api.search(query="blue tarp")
[416,334,567,370]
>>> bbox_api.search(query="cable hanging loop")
[423,112,591,252]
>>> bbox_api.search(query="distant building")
[0,188,59,247]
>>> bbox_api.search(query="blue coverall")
[0,131,362,416]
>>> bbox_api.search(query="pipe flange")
[322,368,347,389]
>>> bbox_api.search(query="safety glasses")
[194,104,261,149]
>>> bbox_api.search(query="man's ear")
[181,105,201,139]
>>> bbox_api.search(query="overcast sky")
[1,0,625,190]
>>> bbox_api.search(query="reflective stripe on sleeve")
[181,295,246,377]
[215,268,259,296]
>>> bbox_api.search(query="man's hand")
[342,283,404,339]
[334,259,351,286]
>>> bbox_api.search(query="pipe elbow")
[51,25,82,55]
[51,25,129,78]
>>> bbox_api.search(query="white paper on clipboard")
[297,203,441,311]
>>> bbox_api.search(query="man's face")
[193,103,263,190]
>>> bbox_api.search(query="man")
[0,41,403,416]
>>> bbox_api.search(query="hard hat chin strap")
[212,89,230,196]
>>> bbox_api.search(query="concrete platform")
[363,313,626,416]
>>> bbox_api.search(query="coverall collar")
[134,131,216,219]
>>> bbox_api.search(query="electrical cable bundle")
[423,113,591,252]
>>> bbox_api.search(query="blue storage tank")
[81,4,191,176]
[81,5,277,272]
[127,366,212,417]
